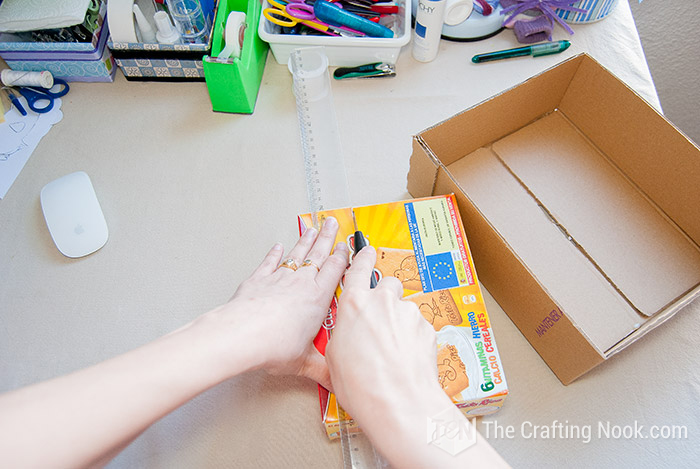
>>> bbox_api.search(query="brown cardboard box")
[407,53,700,385]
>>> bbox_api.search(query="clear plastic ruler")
[290,47,388,468]
[337,406,390,469]
[289,47,350,229]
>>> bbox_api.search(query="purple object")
[514,14,554,43]
[285,0,316,20]
[499,0,587,35]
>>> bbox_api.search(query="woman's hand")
[200,216,348,389]
[0,217,350,469]
[326,245,444,428]
[326,246,509,468]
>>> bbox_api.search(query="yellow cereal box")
[299,195,508,440]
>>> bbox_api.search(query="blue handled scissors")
[15,78,70,114]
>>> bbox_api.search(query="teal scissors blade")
[16,78,70,114]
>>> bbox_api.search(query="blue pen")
[314,0,394,38]
[3,87,27,116]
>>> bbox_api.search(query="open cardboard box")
[407,54,700,385]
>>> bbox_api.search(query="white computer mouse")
[40,171,109,258]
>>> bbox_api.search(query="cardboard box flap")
[491,112,700,317]
[445,147,643,352]
[417,55,584,167]
[433,169,605,383]
[407,137,441,198]
[560,56,700,247]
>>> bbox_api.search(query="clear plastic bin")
[258,0,411,67]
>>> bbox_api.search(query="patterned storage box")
[0,4,116,82]
[108,41,209,81]
[107,1,219,82]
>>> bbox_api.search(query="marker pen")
[412,0,447,62]
[471,40,571,63]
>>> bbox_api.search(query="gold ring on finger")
[278,258,298,271]
[300,259,320,272]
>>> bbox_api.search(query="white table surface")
[3,2,698,467]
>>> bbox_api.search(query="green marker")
[472,40,571,64]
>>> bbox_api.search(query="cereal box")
[298,194,508,439]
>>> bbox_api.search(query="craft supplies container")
[257,0,411,67]
[108,1,218,81]
[0,4,115,83]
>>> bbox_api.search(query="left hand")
[203,217,348,389]
[0,217,348,469]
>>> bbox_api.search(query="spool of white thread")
[1,70,54,89]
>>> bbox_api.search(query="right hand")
[325,246,443,427]
[326,246,510,469]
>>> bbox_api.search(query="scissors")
[83,0,101,33]
[15,78,70,114]
[263,0,339,35]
